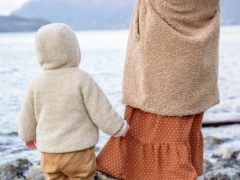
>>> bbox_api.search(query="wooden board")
[202,119,240,127]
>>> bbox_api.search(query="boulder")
[33,174,45,180]
[13,176,25,180]
[12,159,33,177]
[26,166,44,180]
[212,150,240,159]
[204,136,225,148]
[204,159,213,172]
[0,163,18,180]
[237,153,240,161]
[205,168,240,180]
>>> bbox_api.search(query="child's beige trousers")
[40,146,95,180]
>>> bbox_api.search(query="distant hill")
[0,16,50,32]
[10,0,240,31]
[11,0,136,30]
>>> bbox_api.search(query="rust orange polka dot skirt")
[96,106,204,180]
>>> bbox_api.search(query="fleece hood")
[35,23,80,70]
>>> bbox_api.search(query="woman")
[97,0,220,179]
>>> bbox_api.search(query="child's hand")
[25,140,37,150]
[113,120,130,138]
[122,124,130,137]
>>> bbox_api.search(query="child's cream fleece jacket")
[19,23,127,153]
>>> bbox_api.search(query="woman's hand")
[25,140,37,150]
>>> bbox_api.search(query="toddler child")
[19,23,129,180]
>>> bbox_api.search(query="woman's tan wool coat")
[19,23,127,153]
[122,0,220,116]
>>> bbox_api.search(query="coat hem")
[38,143,96,154]
[122,99,220,116]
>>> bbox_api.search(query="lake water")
[0,27,240,165]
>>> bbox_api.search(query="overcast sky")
[0,0,30,16]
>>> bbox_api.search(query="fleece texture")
[122,0,220,116]
[19,23,127,153]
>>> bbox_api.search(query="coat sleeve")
[18,82,37,141]
[81,75,127,137]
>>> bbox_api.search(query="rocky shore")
[204,149,240,180]
[0,159,44,180]
[204,136,240,180]
[1,136,240,180]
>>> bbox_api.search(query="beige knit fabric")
[19,23,127,153]
[122,0,220,116]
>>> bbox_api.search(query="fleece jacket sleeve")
[18,83,37,141]
[81,75,125,136]
[113,120,128,137]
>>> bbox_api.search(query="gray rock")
[204,159,213,172]
[204,136,225,148]
[212,159,240,171]
[232,151,240,160]
[0,163,18,180]
[26,166,44,180]
[237,153,240,161]
[97,171,118,180]
[212,150,240,159]
[12,159,33,170]
[33,174,45,180]
[223,151,234,159]
[205,151,240,179]
[205,168,240,180]
[13,176,25,180]
[95,146,101,153]
[12,159,33,178]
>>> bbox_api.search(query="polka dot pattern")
[97,106,204,180]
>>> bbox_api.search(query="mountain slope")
[11,0,136,30]
[11,0,240,30]
[0,16,50,32]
